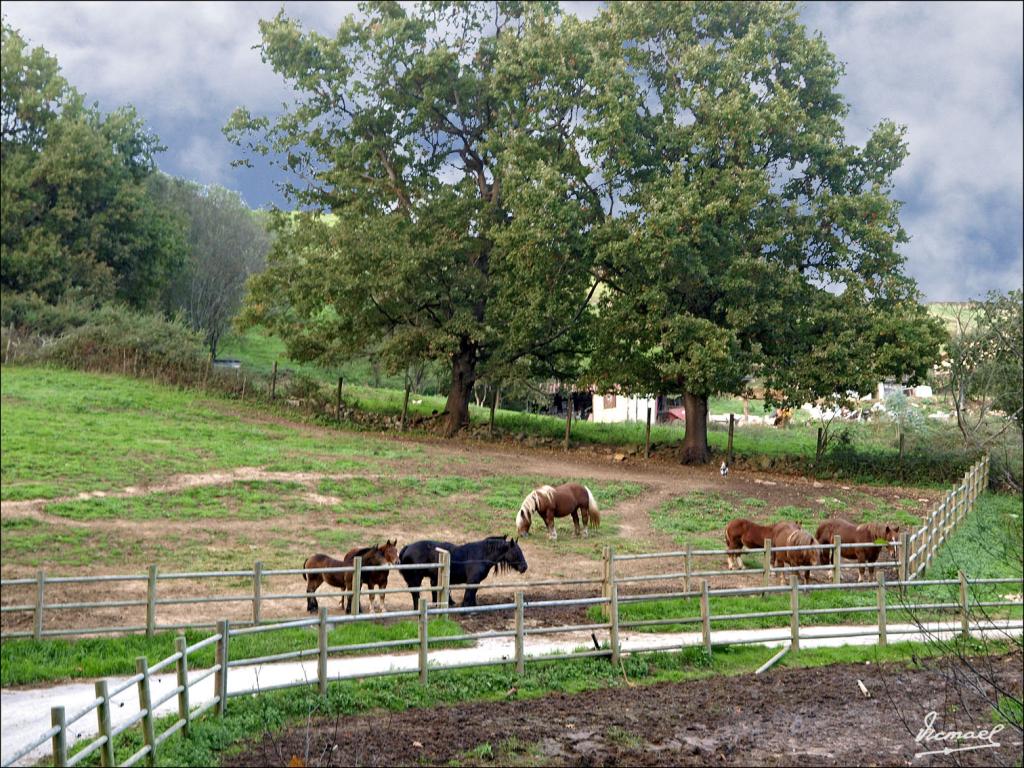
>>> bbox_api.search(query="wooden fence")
[4,568,1021,768]
[0,456,990,641]
[603,455,990,604]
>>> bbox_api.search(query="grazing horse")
[515,483,600,540]
[815,519,900,581]
[303,540,398,614]
[772,524,820,583]
[399,535,528,609]
[724,519,797,570]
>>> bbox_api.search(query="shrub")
[0,291,95,336]
[40,304,206,384]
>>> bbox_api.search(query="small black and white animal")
[720,462,729,476]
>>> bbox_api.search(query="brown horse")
[772,524,820,583]
[724,519,798,569]
[303,540,398,614]
[515,483,600,540]
[815,519,900,581]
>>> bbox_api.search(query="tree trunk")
[680,392,710,464]
[443,347,476,437]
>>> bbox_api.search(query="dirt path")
[226,654,1024,767]
[1,416,942,636]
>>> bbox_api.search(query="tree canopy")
[1,21,184,309]
[230,1,944,449]
[586,2,945,461]
[151,176,271,356]
[227,1,603,435]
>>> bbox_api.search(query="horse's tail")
[585,486,599,527]
[301,556,309,581]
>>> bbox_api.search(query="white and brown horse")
[515,483,600,540]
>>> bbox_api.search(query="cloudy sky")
[3,1,1022,301]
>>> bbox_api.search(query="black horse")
[399,535,528,608]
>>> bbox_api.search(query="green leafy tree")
[943,291,1023,490]
[151,175,271,356]
[587,2,944,462]
[226,2,601,436]
[1,21,184,309]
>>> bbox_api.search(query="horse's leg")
[580,506,590,538]
[571,510,581,537]
[462,587,478,608]
[429,569,440,607]
[546,513,557,540]
[306,575,322,614]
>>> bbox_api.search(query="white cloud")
[800,1,1023,300]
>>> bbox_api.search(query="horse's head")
[379,539,399,565]
[883,526,900,560]
[516,490,542,537]
[499,535,528,574]
[804,531,821,566]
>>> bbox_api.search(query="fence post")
[876,571,887,647]
[514,592,525,676]
[146,565,158,638]
[959,571,970,640]
[135,657,157,766]
[601,546,614,619]
[34,569,45,641]
[51,706,67,768]
[336,377,343,422]
[789,576,800,652]
[899,531,909,584]
[726,413,735,467]
[438,549,451,608]
[832,535,842,584]
[350,556,362,616]
[644,404,652,459]
[95,680,115,767]
[318,606,328,696]
[418,598,429,685]
[762,539,772,587]
[563,394,573,451]
[684,542,692,593]
[174,635,191,737]
[252,561,263,625]
[700,580,712,656]
[215,619,229,716]
[610,583,621,665]
[401,381,411,431]
[270,360,278,399]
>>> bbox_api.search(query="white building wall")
[591,394,658,424]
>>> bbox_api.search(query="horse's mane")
[467,536,515,574]
[861,522,894,540]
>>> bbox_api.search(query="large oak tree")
[227,1,602,435]
[586,2,944,462]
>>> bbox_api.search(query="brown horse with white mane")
[725,519,798,569]
[815,519,900,581]
[516,483,600,540]
[303,540,398,613]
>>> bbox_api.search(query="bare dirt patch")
[226,653,1024,767]
[1,420,943,636]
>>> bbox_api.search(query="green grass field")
[0,366,419,501]
[599,492,1023,632]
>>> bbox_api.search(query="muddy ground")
[227,654,1024,767]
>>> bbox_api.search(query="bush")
[0,291,95,336]
[40,305,206,384]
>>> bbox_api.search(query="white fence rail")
[5,568,1021,767]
